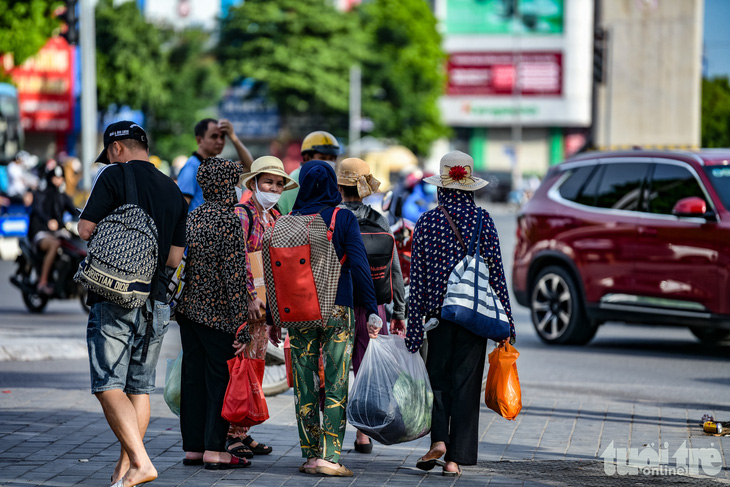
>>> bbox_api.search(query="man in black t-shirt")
[78,121,187,487]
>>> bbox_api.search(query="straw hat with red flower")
[423,150,488,191]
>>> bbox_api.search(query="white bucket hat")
[240,156,298,191]
[423,151,488,191]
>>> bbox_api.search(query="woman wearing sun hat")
[406,150,516,477]
[226,156,298,458]
[336,157,407,454]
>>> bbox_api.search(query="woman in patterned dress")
[405,151,516,477]
[226,156,298,458]
[176,157,252,469]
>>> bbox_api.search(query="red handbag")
[222,355,269,427]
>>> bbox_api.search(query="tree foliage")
[94,1,225,160]
[0,0,61,75]
[95,0,168,113]
[218,0,367,126]
[147,28,227,159]
[701,77,730,148]
[357,0,449,156]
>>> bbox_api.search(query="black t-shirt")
[80,160,188,302]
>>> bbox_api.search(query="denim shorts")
[87,299,170,394]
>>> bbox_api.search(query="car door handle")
[638,227,657,236]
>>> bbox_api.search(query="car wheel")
[689,327,730,344]
[530,266,596,345]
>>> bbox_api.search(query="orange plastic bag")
[222,356,269,427]
[484,342,522,420]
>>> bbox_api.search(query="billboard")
[445,0,564,35]
[7,37,75,133]
[447,52,562,96]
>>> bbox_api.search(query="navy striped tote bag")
[440,208,510,341]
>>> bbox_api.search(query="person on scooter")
[27,165,77,295]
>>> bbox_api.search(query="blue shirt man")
[178,118,253,212]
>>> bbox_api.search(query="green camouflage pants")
[289,305,354,463]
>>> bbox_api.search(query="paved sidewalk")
[1,369,728,486]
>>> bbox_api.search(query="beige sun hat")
[423,150,488,191]
[240,156,298,191]
[337,157,381,198]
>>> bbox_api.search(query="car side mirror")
[381,190,393,212]
[672,196,715,221]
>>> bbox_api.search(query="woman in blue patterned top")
[406,151,516,477]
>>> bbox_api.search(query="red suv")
[512,150,730,345]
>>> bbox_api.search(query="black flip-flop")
[225,437,254,458]
[416,457,446,471]
[354,439,373,454]
[182,458,203,466]
[204,455,252,470]
[242,435,273,455]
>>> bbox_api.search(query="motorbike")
[9,222,88,313]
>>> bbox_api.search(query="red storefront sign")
[447,52,562,96]
[8,37,75,132]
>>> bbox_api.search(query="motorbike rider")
[276,131,341,215]
[27,165,78,295]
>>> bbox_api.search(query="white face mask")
[255,177,281,211]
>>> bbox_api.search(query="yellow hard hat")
[301,131,341,156]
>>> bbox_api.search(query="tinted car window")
[594,163,649,210]
[574,164,604,206]
[647,164,706,214]
[705,166,730,210]
[558,165,596,202]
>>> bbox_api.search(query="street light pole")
[80,0,97,190]
[349,65,361,157]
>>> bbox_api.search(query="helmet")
[301,131,341,157]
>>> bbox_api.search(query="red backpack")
[262,208,344,329]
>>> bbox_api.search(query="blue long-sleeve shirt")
[307,206,379,317]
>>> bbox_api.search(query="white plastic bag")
[163,350,183,417]
[347,335,433,445]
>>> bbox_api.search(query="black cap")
[96,121,149,164]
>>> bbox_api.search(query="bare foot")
[355,430,370,445]
[111,458,129,485]
[184,452,203,460]
[202,450,235,464]
[303,457,318,469]
[314,457,341,469]
[421,441,447,461]
[121,462,157,487]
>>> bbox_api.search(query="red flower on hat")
[448,165,468,181]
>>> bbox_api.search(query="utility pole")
[349,65,361,157]
[80,0,97,190]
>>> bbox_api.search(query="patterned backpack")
[262,208,343,330]
[75,163,158,308]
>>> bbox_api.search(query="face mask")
[255,177,281,210]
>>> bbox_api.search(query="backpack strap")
[327,207,341,242]
[234,203,255,239]
[439,206,466,253]
[119,162,139,206]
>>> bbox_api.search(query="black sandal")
[241,435,273,455]
[225,437,254,458]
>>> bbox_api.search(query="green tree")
[95,0,168,114]
[701,77,730,148]
[147,28,227,159]
[358,0,449,156]
[217,0,367,134]
[0,0,61,78]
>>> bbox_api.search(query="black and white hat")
[95,121,149,164]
